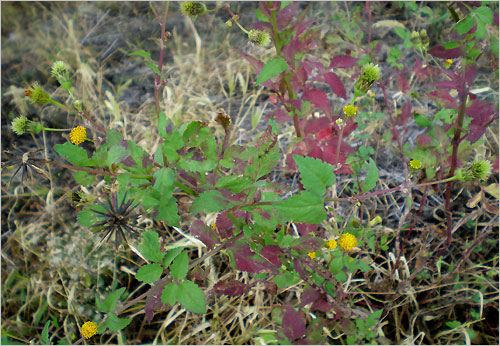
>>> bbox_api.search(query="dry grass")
[1,2,498,345]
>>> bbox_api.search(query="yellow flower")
[325,239,337,249]
[70,126,87,145]
[343,105,358,117]
[80,321,97,339]
[307,251,316,259]
[409,159,421,170]
[338,233,357,252]
[445,59,453,69]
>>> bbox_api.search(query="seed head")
[410,31,421,48]
[248,29,271,47]
[338,233,357,252]
[51,61,69,79]
[343,105,358,118]
[409,159,422,170]
[354,63,381,95]
[24,83,51,105]
[325,239,337,249]
[11,115,29,135]
[70,126,87,145]
[180,1,207,18]
[80,321,97,339]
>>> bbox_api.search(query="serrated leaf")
[162,247,184,268]
[138,230,164,263]
[274,272,301,290]
[106,313,132,333]
[78,209,96,227]
[362,158,379,193]
[294,155,335,196]
[366,309,383,328]
[276,191,326,224]
[177,281,206,314]
[129,49,152,60]
[153,168,175,194]
[170,251,189,280]
[54,143,94,166]
[454,15,474,35]
[414,113,433,127]
[41,321,50,345]
[256,57,288,85]
[73,171,95,186]
[157,194,179,226]
[161,282,179,306]
[97,287,126,313]
[136,263,163,284]
[107,145,129,167]
[190,190,229,214]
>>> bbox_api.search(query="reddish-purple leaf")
[329,55,358,69]
[324,72,346,99]
[260,245,283,267]
[300,286,322,307]
[282,305,306,341]
[190,220,218,249]
[429,45,464,59]
[417,134,433,147]
[304,117,331,136]
[466,99,498,143]
[277,2,299,30]
[303,88,331,115]
[398,102,412,125]
[214,280,249,296]
[293,338,309,345]
[311,296,334,312]
[428,90,458,109]
[231,242,278,274]
[465,64,477,86]
[145,283,165,322]
[296,19,314,37]
[216,211,247,239]
[295,223,319,236]
[397,74,409,93]
[430,80,457,89]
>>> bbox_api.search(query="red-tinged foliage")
[216,211,248,239]
[238,51,276,89]
[276,2,299,30]
[413,58,441,81]
[190,220,218,249]
[465,99,499,143]
[260,245,283,267]
[329,54,358,69]
[417,134,434,148]
[282,305,306,341]
[428,90,458,109]
[397,72,409,93]
[230,241,280,274]
[303,88,331,115]
[299,286,321,307]
[213,279,249,296]
[493,156,499,173]
[311,295,334,312]
[428,45,465,59]
[430,80,457,90]
[324,72,347,99]
[398,102,412,126]
[145,283,165,322]
[295,223,319,236]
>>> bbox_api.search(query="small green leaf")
[190,190,229,214]
[162,247,184,268]
[365,309,383,328]
[107,145,129,167]
[136,263,163,284]
[454,15,474,35]
[54,143,94,166]
[161,282,179,306]
[78,209,96,227]
[157,194,179,226]
[274,272,301,290]
[177,281,206,314]
[293,155,335,196]
[170,251,189,280]
[153,168,175,194]
[73,171,95,186]
[129,49,152,60]
[41,321,50,345]
[96,287,126,313]
[256,57,289,85]
[276,191,326,224]
[106,313,132,333]
[362,158,379,193]
[145,62,161,75]
[138,230,164,263]
[414,113,432,127]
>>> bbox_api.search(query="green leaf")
[365,309,383,328]
[78,209,96,227]
[107,145,129,167]
[161,282,179,306]
[96,287,126,313]
[162,247,184,268]
[153,168,175,194]
[145,62,161,75]
[136,263,163,284]
[54,143,94,166]
[362,158,379,193]
[157,194,179,226]
[293,155,335,196]
[215,175,253,193]
[454,15,474,35]
[177,281,206,314]
[170,251,189,280]
[414,112,433,127]
[276,191,326,224]
[473,6,493,25]
[129,49,152,60]
[190,190,230,214]
[41,321,50,345]
[106,313,132,333]
[138,230,164,263]
[274,272,301,290]
[73,171,95,186]
[256,57,289,85]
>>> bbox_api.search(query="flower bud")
[456,160,492,182]
[180,1,207,18]
[74,99,83,111]
[248,29,271,47]
[368,215,382,227]
[28,121,45,134]
[410,31,421,48]
[225,19,233,28]
[419,29,429,49]
[11,115,29,135]
[51,61,69,79]
[354,63,381,96]
[409,159,422,170]
[24,83,51,105]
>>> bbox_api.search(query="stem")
[41,159,114,176]
[333,125,345,170]
[49,99,74,113]
[152,2,169,118]
[43,128,71,132]
[78,110,107,135]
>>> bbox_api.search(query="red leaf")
[190,220,218,249]
[303,89,331,115]
[316,127,333,141]
[214,280,249,296]
[397,74,409,93]
[282,305,306,341]
[430,80,457,89]
[324,72,346,99]
[329,55,358,69]
[300,286,322,307]
[398,102,412,125]
[429,45,464,59]
[311,296,334,312]
[231,242,278,274]
[277,2,299,30]
[417,134,433,148]
[260,245,283,267]
[466,99,497,143]
[428,90,458,109]
[295,223,319,236]
[304,117,331,136]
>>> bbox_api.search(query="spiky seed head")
[248,29,271,47]
[70,126,87,145]
[28,121,45,134]
[24,83,51,105]
[51,61,69,79]
[355,63,381,95]
[80,321,97,339]
[11,115,29,135]
[180,1,207,18]
[456,160,492,182]
[343,105,358,117]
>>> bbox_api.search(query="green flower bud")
[419,29,429,49]
[248,29,271,47]
[180,1,207,18]
[410,31,421,48]
[74,99,83,111]
[28,121,45,134]
[11,115,29,135]
[225,19,233,28]
[24,83,51,105]
[409,159,422,170]
[51,61,69,79]
[368,215,382,227]
[456,160,492,182]
[354,63,381,96]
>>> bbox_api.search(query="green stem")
[49,99,74,113]
[43,128,71,132]
[174,181,196,196]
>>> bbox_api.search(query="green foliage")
[96,287,126,314]
[293,155,335,197]
[177,281,206,314]
[136,263,163,284]
[138,230,164,263]
[256,57,289,85]
[170,251,189,280]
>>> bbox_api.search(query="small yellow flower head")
[70,126,87,145]
[180,1,207,18]
[24,83,51,105]
[51,61,69,79]
[307,251,316,259]
[409,159,422,170]
[445,59,453,69]
[343,105,358,118]
[248,29,271,47]
[338,233,357,252]
[80,321,97,339]
[325,239,337,249]
[11,115,29,135]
